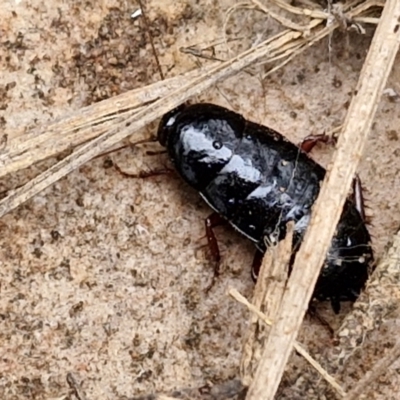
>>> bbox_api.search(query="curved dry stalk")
[222,0,384,80]
[251,0,323,32]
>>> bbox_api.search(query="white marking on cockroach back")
[181,125,232,162]
[220,154,262,183]
[294,214,310,234]
[246,180,277,199]
[285,205,303,221]
[165,116,176,127]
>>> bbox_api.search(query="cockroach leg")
[145,150,167,156]
[250,250,264,282]
[308,303,335,336]
[300,133,335,153]
[301,135,367,223]
[352,174,366,222]
[205,212,225,278]
[98,137,159,160]
[114,162,173,179]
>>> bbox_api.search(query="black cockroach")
[157,103,374,313]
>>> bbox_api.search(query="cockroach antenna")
[138,0,165,81]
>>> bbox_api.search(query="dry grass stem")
[267,0,328,19]
[245,1,400,399]
[251,0,318,32]
[240,224,293,386]
[222,0,380,59]
[0,65,217,179]
[230,289,346,398]
[257,0,383,78]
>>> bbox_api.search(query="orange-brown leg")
[299,133,335,153]
[205,212,226,277]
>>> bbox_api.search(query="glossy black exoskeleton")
[157,103,373,313]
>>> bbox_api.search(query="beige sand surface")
[1,1,400,399]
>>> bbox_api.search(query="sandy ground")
[1,0,400,399]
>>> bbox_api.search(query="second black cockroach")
[156,103,374,313]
